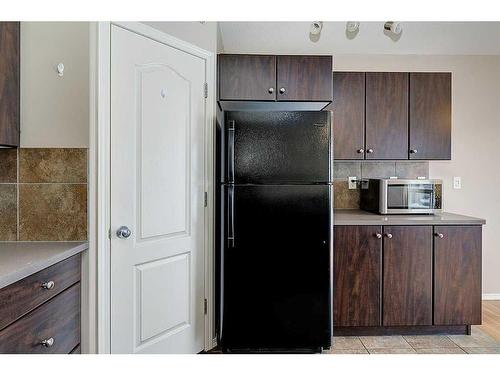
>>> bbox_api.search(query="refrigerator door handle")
[228,185,235,248]
[227,120,235,183]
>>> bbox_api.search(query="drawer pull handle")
[40,337,55,347]
[435,232,444,239]
[41,281,55,290]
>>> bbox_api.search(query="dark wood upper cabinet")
[218,54,332,103]
[365,72,408,159]
[330,72,365,160]
[409,73,451,160]
[276,55,332,101]
[218,54,277,101]
[334,225,382,327]
[434,226,482,325]
[0,22,20,147]
[383,226,432,326]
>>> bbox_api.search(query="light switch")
[453,176,461,189]
[348,176,357,189]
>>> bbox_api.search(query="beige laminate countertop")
[334,209,486,226]
[0,242,88,289]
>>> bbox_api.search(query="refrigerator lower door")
[220,185,332,351]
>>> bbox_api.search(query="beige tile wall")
[0,148,87,241]
[334,161,429,209]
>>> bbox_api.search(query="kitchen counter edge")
[0,242,88,290]
[334,209,486,226]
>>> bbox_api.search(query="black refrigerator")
[217,111,333,353]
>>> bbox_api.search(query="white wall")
[219,22,500,55]
[334,55,500,295]
[143,22,218,53]
[21,22,89,148]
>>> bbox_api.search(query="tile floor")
[326,326,500,354]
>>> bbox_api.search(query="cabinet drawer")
[0,282,80,354]
[0,254,81,330]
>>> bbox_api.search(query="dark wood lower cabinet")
[0,283,80,354]
[0,254,82,353]
[333,224,482,335]
[383,226,433,326]
[434,226,482,325]
[334,225,382,327]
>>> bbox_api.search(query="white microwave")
[360,179,443,214]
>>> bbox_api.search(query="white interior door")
[110,25,205,354]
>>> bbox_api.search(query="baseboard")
[334,325,469,336]
[482,294,500,300]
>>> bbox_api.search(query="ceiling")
[218,22,500,55]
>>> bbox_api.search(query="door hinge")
[108,228,112,239]
[204,191,208,207]
[204,298,208,315]
[203,82,208,99]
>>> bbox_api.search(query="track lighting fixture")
[346,21,360,33]
[384,21,402,35]
[310,21,323,36]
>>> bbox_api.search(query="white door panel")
[110,25,205,354]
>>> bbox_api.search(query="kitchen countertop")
[0,242,88,289]
[334,209,486,226]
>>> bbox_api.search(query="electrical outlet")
[348,177,357,189]
[453,176,461,189]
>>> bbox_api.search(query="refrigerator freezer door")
[223,111,332,184]
[220,185,332,351]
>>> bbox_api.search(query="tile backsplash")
[0,148,87,241]
[334,161,429,209]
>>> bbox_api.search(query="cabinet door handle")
[357,148,364,154]
[435,232,444,239]
[41,281,55,290]
[385,233,393,239]
[375,233,382,239]
[268,87,274,94]
[40,337,55,347]
[367,148,374,154]
[410,149,418,154]
[279,87,286,94]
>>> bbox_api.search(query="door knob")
[357,148,365,154]
[435,232,444,239]
[268,87,274,94]
[367,148,374,154]
[410,149,418,154]
[385,233,393,239]
[40,337,55,347]
[279,87,286,94]
[375,233,382,239]
[116,226,132,239]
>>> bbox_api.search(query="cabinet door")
[0,22,20,147]
[434,226,482,325]
[409,73,451,160]
[365,72,408,159]
[276,55,332,101]
[383,226,432,326]
[218,54,276,101]
[334,225,382,327]
[330,72,365,160]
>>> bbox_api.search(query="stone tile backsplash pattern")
[0,148,87,241]
[334,161,429,209]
